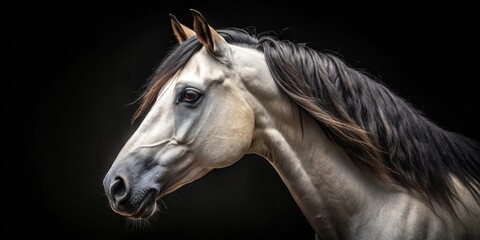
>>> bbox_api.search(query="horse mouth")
[130,190,157,219]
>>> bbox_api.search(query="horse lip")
[130,190,157,219]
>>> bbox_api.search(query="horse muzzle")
[103,167,160,219]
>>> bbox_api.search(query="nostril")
[110,176,129,202]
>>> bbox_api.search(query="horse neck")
[250,96,391,238]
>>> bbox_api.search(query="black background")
[2,1,478,239]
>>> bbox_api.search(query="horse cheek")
[199,102,254,168]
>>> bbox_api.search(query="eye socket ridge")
[179,87,203,103]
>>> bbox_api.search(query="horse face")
[103,26,257,218]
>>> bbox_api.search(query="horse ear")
[190,9,229,58]
[169,14,195,43]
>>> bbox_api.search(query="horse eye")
[181,88,201,103]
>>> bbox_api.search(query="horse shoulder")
[449,176,480,238]
[351,192,457,239]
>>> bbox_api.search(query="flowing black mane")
[134,28,480,213]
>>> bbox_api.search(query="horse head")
[103,10,277,219]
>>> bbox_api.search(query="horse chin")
[128,191,158,219]
[114,191,158,220]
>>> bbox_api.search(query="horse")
[103,9,480,239]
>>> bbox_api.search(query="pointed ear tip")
[190,9,207,23]
[169,14,177,20]
[190,9,201,16]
